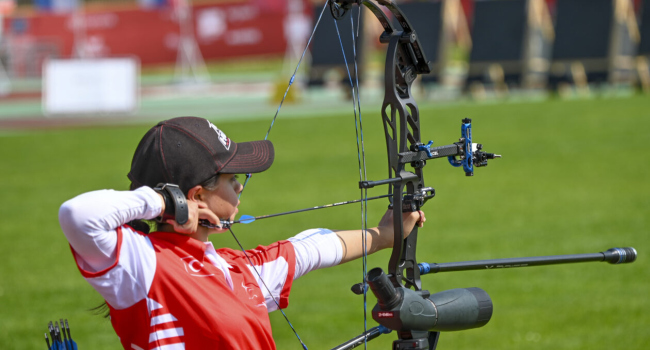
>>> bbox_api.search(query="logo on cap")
[207,120,231,150]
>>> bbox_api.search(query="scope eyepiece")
[367,268,402,310]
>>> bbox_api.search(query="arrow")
[199,193,393,229]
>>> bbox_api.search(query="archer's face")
[202,174,243,223]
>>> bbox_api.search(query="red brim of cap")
[220,140,274,174]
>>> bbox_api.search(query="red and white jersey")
[73,227,295,349]
[60,188,343,350]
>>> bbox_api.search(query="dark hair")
[90,302,111,318]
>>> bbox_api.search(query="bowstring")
[351,8,370,348]
[228,2,331,349]
[332,3,370,348]
[351,8,370,349]
[229,228,308,350]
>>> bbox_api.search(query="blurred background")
[0,0,648,349]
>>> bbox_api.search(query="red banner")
[5,1,310,66]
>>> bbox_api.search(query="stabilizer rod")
[418,247,637,275]
[351,247,636,295]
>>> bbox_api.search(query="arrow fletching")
[238,215,256,224]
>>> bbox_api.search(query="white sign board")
[43,57,139,116]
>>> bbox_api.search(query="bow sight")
[325,1,636,350]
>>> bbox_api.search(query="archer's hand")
[157,193,225,235]
[335,209,426,264]
[167,201,223,234]
[377,209,426,240]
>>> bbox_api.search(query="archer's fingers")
[417,210,426,227]
[198,208,226,232]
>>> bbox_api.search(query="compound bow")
[238,0,501,348]
[327,1,498,349]
[226,1,634,349]
[228,0,499,348]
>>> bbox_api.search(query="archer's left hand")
[377,209,426,241]
[335,209,426,264]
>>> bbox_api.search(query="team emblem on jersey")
[242,281,266,308]
[206,120,231,150]
[181,256,215,277]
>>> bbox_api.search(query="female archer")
[59,116,425,349]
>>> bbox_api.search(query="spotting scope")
[366,268,493,332]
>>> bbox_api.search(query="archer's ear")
[186,185,204,202]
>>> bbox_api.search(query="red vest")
[76,229,296,350]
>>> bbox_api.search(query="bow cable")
[331,2,371,347]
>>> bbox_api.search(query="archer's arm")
[335,210,425,264]
[273,210,425,280]
[58,187,164,270]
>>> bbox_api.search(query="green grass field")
[0,95,648,349]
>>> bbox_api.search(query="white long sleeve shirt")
[59,186,343,311]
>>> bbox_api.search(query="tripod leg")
[428,332,440,350]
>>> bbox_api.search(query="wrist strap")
[153,184,189,225]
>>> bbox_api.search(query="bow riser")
[381,30,425,291]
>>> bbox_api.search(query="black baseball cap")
[128,117,274,193]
